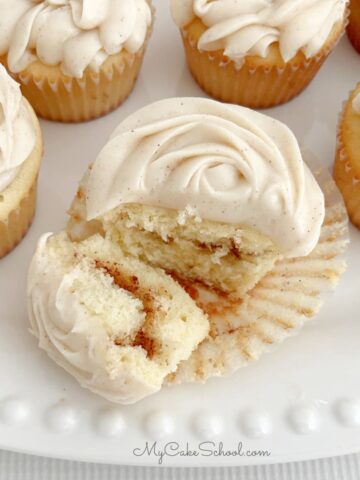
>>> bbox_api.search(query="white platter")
[1,0,360,467]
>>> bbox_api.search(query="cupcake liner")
[11,49,146,123]
[333,83,360,227]
[167,158,349,385]
[180,13,348,109]
[0,180,37,258]
[0,99,42,258]
[347,0,360,53]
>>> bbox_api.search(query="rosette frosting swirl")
[84,97,325,257]
[171,0,347,62]
[0,0,152,78]
[0,64,35,192]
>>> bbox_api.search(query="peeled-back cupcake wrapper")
[180,9,348,109]
[167,156,349,385]
[334,84,360,226]
[0,180,37,259]
[10,49,146,123]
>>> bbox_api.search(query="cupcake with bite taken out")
[27,98,348,404]
[67,97,327,299]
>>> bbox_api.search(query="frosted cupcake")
[334,83,360,227]
[0,65,42,258]
[0,0,153,122]
[347,0,360,53]
[28,98,348,403]
[68,97,326,300]
[171,0,348,108]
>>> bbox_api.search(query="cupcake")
[334,83,360,227]
[0,65,42,259]
[28,97,348,403]
[68,98,325,300]
[28,232,209,404]
[347,0,360,52]
[0,0,153,123]
[170,0,348,108]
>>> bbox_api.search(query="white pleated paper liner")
[167,154,349,385]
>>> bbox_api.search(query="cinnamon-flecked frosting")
[0,64,35,192]
[171,0,347,63]
[82,97,325,258]
[0,0,152,78]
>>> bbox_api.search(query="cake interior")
[68,191,282,300]
[34,232,209,393]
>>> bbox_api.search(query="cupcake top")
[82,97,325,258]
[0,64,35,192]
[171,0,347,63]
[0,0,152,78]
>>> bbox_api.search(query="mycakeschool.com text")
[132,441,272,465]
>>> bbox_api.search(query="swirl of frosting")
[0,64,35,192]
[84,97,325,258]
[0,0,152,78]
[171,0,347,62]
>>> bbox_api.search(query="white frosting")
[0,0,152,78]
[84,97,325,258]
[171,0,347,63]
[0,64,35,192]
[352,92,360,114]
